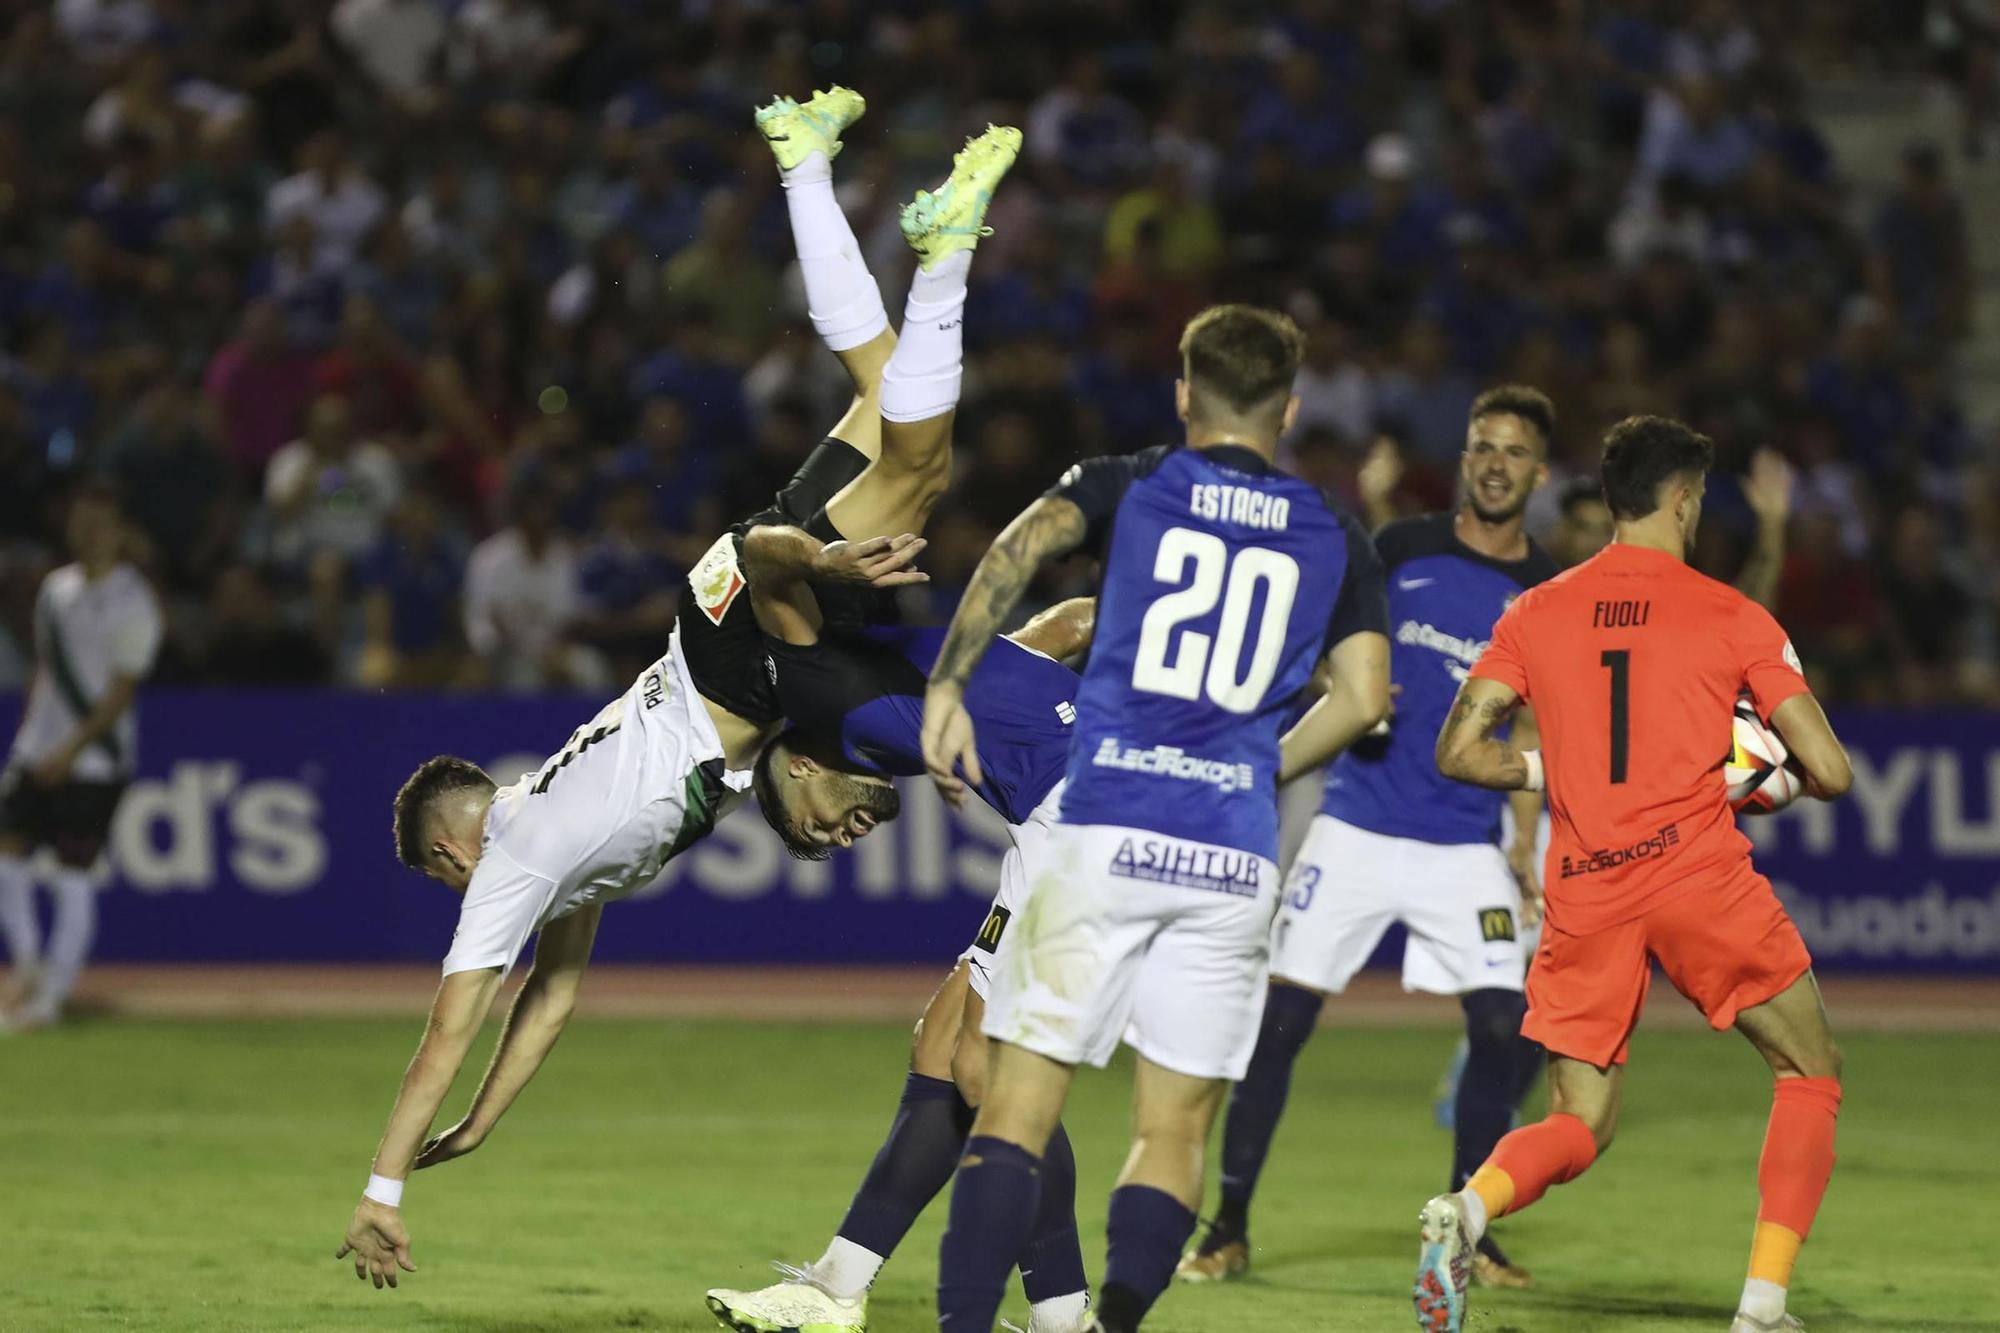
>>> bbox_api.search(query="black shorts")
[0,773,127,867]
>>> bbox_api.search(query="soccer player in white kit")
[0,480,162,1030]
[335,89,1022,1292]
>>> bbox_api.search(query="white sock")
[880,250,970,423]
[812,1235,884,1301]
[1030,1290,1090,1328]
[0,854,40,971]
[31,866,96,1020]
[782,153,889,353]
[1456,1187,1489,1244]
[1739,1276,1787,1322]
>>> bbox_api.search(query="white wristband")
[364,1173,405,1208]
[1520,749,1545,793]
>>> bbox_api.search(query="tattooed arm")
[922,496,1088,801]
[1435,676,1531,790]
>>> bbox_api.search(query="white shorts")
[959,781,1065,1002]
[982,822,1281,1082]
[1270,815,1527,996]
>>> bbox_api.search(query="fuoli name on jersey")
[1397,619,1489,683]
[1091,737,1257,792]
[1109,835,1264,896]
[1189,484,1291,531]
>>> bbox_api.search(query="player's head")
[1461,385,1553,524]
[393,756,498,892]
[1599,415,1714,557]
[1553,475,1614,566]
[753,729,902,861]
[1175,304,1306,451]
[66,477,124,567]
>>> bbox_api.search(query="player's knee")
[1461,987,1527,1051]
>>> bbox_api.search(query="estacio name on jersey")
[1189,483,1291,531]
[1109,835,1265,897]
[1395,618,1489,683]
[1091,737,1257,793]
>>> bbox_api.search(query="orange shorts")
[1523,864,1812,1067]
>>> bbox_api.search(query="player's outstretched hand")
[813,534,931,588]
[1506,837,1544,929]
[337,1198,416,1289]
[413,1119,483,1170]
[921,682,982,806]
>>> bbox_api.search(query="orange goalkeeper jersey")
[1470,543,1811,933]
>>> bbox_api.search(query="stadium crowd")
[0,0,1988,705]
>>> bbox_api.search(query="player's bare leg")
[1180,979,1326,1283]
[758,86,895,461]
[0,833,42,1021]
[1729,972,1843,1332]
[1088,1059,1227,1332]
[824,124,1021,543]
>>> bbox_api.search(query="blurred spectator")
[101,380,235,592]
[572,480,680,684]
[464,489,586,692]
[356,489,464,690]
[1103,157,1224,282]
[607,395,721,566]
[1547,477,1616,569]
[262,393,401,573]
[1804,297,1908,477]
[1285,313,1374,454]
[202,299,315,477]
[332,0,447,104]
[312,296,421,442]
[1373,316,1479,466]
[265,131,387,271]
[1880,505,1974,704]
[1867,143,1970,350]
[662,191,780,361]
[1779,510,1884,700]
[187,564,328,686]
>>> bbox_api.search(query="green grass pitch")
[1,1015,1993,1331]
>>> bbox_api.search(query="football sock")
[937,1136,1042,1329]
[0,854,40,971]
[779,151,889,353]
[1100,1185,1197,1328]
[879,250,969,423]
[1019,1122,1088,1305]
[1461,1110,1599,1239]
[31,866,96,1020]
[1510,1030,1547,1112]
[1453,988,1530,1190]
[1215,982,1322,1233]
[1741,1076,1842,1319]
[828,1072,972,1295]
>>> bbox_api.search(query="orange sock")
[1751,1076,1841,1282]
[1474,1112,1599,1219]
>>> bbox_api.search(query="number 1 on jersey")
[1600,649,1629,784]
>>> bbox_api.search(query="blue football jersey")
[1321,513,1557,844]
[1050,444,1386,859]
[769,626,1076,824]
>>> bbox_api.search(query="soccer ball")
[1725,696,1803,815]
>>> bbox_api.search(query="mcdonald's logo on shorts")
[1478,907,1517,943]
[974,905,1012,954]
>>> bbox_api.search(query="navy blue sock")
[838,1072,972,1258]
[1018,1122,1087,1303]
[1099,1185,1197,1329]
[1452,988,1530,1190]
[938,1136,1042,1329]
[1510,1030,1547,1113]
[1215,982,1322,1232]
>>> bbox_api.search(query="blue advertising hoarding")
[0,693,1993,973]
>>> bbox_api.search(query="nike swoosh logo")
[1399,577,1435,590]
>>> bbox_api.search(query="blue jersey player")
[920,305,1391,1333]
[702,523,1098,1333]
[1181,386,1560,1297]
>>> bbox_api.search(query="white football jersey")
[440,629,751,977]
[11,562,163,781]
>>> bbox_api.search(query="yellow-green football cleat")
[899,124,1022,270]
[706,1261,865,1332]
[754,86,866,172]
